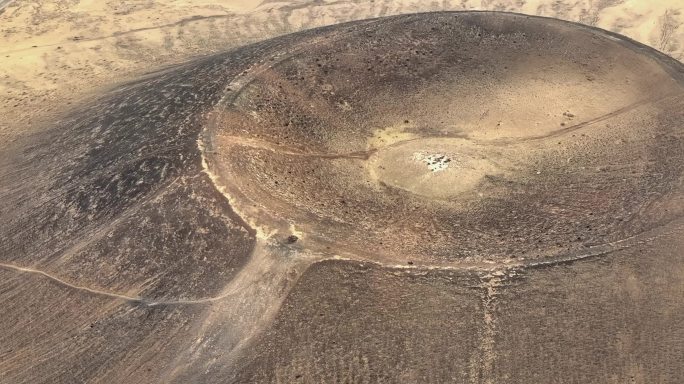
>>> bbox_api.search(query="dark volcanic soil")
[206,12,683,267]
[0,12,682,384]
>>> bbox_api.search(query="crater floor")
[206,12,684,267]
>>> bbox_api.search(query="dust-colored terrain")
[1,3,683,384]
[0,0,683,136]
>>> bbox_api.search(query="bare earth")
[0,0,682,136]
[0,2,683,384]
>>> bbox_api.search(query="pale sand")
[0,0,682,137]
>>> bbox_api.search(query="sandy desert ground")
[0,2,683,384]
[0,0,682,136]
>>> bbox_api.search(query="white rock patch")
[412,152,451,172]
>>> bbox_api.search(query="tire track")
[485,92,684,146]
